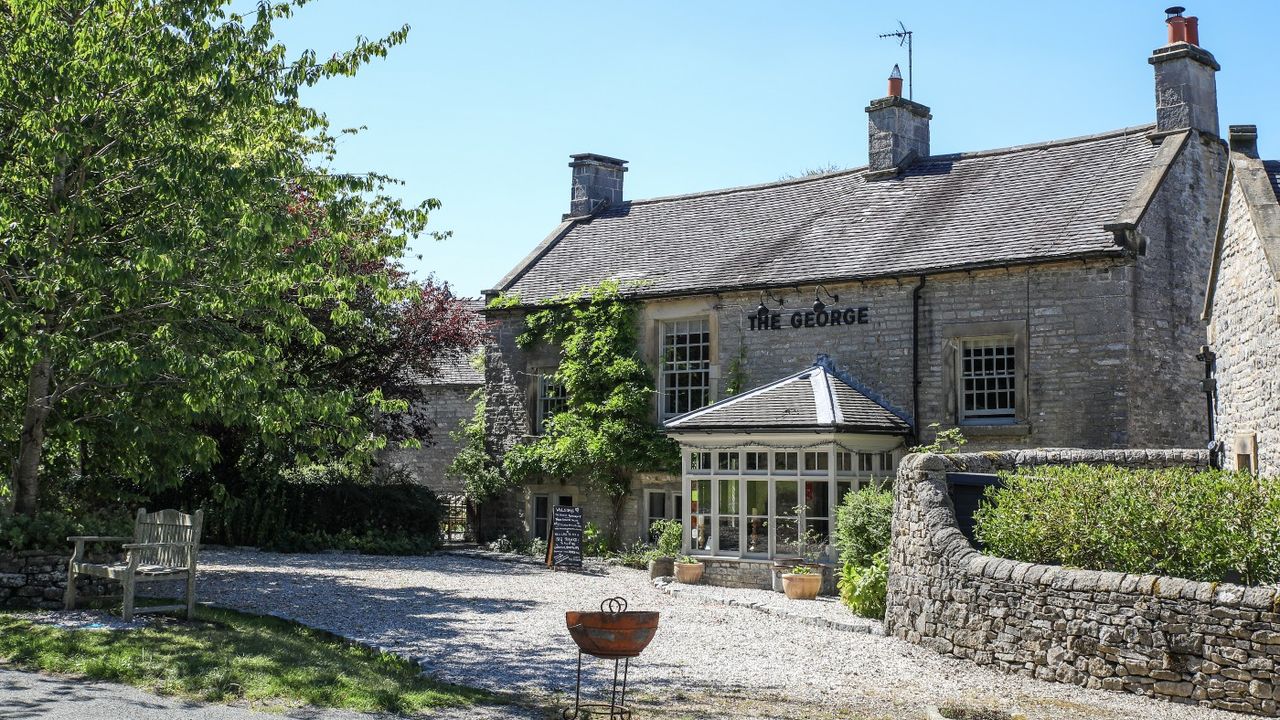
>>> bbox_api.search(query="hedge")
[974,464,1280,585]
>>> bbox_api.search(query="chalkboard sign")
[546,505,583,571]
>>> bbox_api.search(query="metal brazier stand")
[563,597,659,719]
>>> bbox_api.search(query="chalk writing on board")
[548,505,583,571]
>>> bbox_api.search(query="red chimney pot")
[887,64,904,97]
[1185,16,1199,46]
[1167,15,1188,44]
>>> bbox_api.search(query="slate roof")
[1265,161,1280,201]
[426,350,483,386]
[493,125,1161,304]
[663,364,911,435]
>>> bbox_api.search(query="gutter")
[663,425,911,436]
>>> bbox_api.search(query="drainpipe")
[1197,345,1219,468]
[912,276,926,439]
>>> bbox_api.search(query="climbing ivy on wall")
[502,282,680,504]
[724,342,749,397]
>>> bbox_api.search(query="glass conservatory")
[662,362,911,562]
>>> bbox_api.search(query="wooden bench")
[65,508,204,621]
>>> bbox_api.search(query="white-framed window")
[802,451,828,474]
[688,451,712,474]
[878,452,895,474]
[717,452,740,472]
[744,451,769,474]
[857,452,874,473]
[836,452,854,475]
[660,318,711,419]
[644,490,682,541]
[773,451,798,473]
[534,374,566,435]
[958,336,1017,424]
[533,494,550,540]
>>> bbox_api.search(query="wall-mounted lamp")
[756,289,785,322]
[812,284,840,314]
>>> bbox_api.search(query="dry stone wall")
[0,551,118,610]
[887,449,1280,716]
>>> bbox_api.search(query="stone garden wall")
[0,551,118,610]
[887,449,1280,716]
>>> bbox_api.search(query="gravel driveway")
[196,549,1241,720]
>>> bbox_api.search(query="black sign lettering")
[748,306,870,331]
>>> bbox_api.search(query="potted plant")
[647,519,682,579]
[673,554,704,584]
[782,563,822,600]
[795,527,828,572]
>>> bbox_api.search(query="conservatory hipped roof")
[662,364,911,435]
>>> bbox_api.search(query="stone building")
[378,348,481,495]
[1203,125,1280,477]
[378,298,485,501]
[481,11,1230,575]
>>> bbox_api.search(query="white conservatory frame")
[674,431,904,563]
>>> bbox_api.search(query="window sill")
[957,422,1032,438]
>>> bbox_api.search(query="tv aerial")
[878,21,914,100]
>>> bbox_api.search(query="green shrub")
[833,487,893,567]
[0,511,133,553]
[273,529,438,556]
[650,518,683,558]
[838,551,888,619]
[975,465,1280,585]
[583,522,608,557]
[611,541,657,569]
[171,466,446,556]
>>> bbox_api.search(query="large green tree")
[0,1,425,516]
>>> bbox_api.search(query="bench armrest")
[67,536,132,543]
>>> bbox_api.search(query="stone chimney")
[1229,125,1259,158]
[1149,7,1219,137]
[567,153,627,218]
[865,65,931,178]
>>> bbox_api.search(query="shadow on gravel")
[0,672,201,719]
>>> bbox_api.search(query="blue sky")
[268,1,1280,298]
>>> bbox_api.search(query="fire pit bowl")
[565,597,659,658]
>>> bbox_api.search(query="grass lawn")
[0,605,499,715]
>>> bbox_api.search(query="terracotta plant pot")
[673,561,704,584]
[648,557,674,579]
[782,572,822,600]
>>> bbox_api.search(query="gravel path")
[195,549,1242,720]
